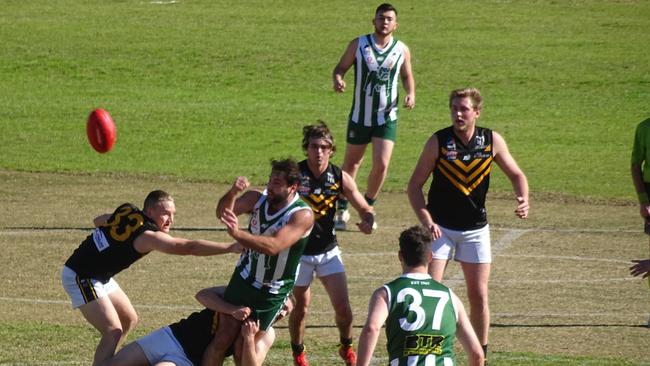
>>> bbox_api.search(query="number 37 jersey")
[65,203,159,283]
[384,273,458,366]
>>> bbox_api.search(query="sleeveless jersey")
[297,160,343,255]
[349,34,406,127]
[232,192,311,296]
[169,308,217,365]
[427,126,494,230]
[64,203,158,283]
[384,273,458,366]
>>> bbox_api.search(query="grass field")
[0,171,648,365]
[1,0,650,365]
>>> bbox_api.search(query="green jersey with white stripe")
[384,273,458,366]
[232,192,311,296]
[349,34,406,127]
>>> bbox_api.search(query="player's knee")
[101,326,124,344]
[333,303,353,324]
[210,331,235,352]
[122,312,138,333]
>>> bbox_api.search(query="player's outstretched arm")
[492,131,529,219]
[452,292,484,366]
[195,286,252,321]
[134,231,241,256]
[357,287,389,366]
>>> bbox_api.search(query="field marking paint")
[0,225,644,234]
[1,296,646,318]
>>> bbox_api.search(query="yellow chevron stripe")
[439,159,470,183]
[452,156,482,172]
[439,167,470,196]
[466,157,493,182]
[439,156,493,184]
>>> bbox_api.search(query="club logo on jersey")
[475,135,485,148]
[445,150,457,160]
[326,172,334,184]
[92,228,110,252]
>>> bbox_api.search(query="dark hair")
[302,121,336,155]
[398,225,432,267]
[143,190,173,211]
[376,3,397,16]
[270,158,301,186]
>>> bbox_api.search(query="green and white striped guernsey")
[233,191,311,296]
[383,273,458,366]
[350,34,406,127]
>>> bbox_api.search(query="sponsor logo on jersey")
[92,229,110,252]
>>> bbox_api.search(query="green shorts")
[224,273,289,331]
[346,120,397,144]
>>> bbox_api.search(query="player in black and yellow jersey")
[407,88,529,365]
[102,286,294,366]
[61,190,240,366]
[290,122,375,366]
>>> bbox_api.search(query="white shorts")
[295,246,345,287]
[136,326,193,366]
[431,224,491,264]
[61,265,120,308]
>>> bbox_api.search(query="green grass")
[1,1,650,365]
[1,0,649,198]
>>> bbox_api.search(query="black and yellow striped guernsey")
[427,126,493,230]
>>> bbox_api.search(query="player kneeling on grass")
[61,190,241,366]
[100,286,294,366]
[357,225,484,366]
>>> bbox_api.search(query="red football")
[87,108,116,153]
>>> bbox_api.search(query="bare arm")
[220,208,314,256]
[240,321,275,366]
[195,286,252,321]
[332,39,358,93]
[357,287,389,366]
[216,176,261,219]
[632,164,650,217]
[341,171,375,234]
[93,214,111,227]
[452,291,484,366]
[407,134,441,239]
[134,231,240,256]
[492,131,529,219]
[400,45,415,109]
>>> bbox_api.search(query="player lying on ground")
[100,286,294,366]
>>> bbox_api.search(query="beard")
[267,190,289,206]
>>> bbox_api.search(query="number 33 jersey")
[384,273,458,366]
[65,203,159,283]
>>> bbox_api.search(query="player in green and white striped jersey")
[202,158,314,366]
[357,226,484,366]
[332,3,415,230]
